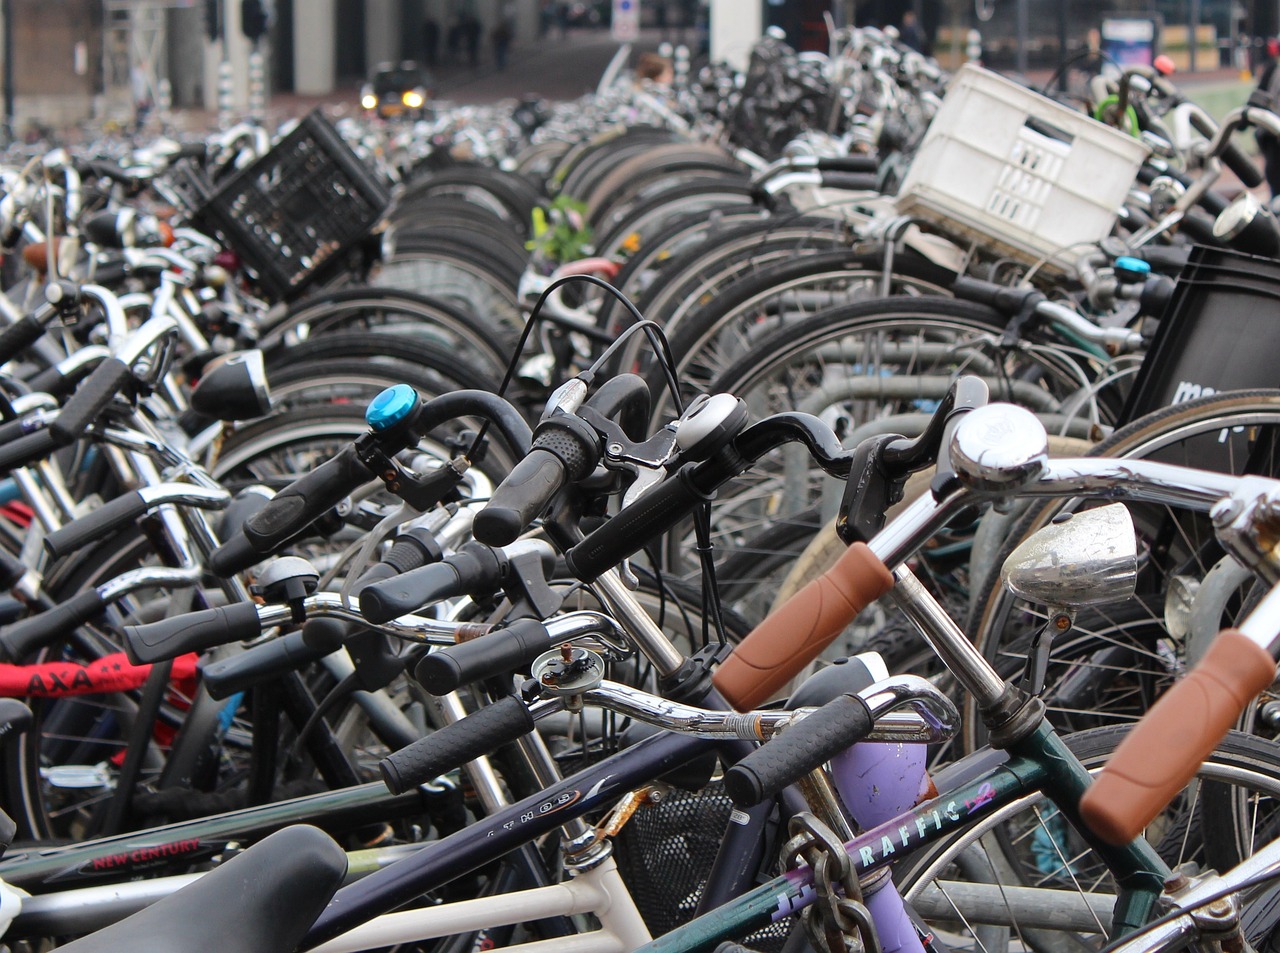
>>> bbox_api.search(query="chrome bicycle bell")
[949,404,1048,492]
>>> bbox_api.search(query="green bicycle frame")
[640,722,1168,953]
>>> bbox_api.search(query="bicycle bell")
[531,645,606,702]
[675,393,747,462]
[949,404,1048,492]
[1213,191,1280,258]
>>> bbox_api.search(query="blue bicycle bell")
[366,384,419,432]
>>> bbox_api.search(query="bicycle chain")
[781,813,882,953]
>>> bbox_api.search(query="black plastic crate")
[1123,245,1280,422]
[190,110,390,301]
[1119,245,1280,471]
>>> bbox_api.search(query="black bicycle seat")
[57,825,346,953]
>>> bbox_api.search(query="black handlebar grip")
[0,549,27,590]
[0,588,106,661]
[27,361,86,402]
[380,695,535,795]
[473,448,568,547]
[44,491,148,559]
[123,601,264,664]
[414,619,552,694]
[242,443,371,554]
[359,545,502,625]
[814,155,879,174]
[818,172,880,193]
[0,419,33,447]
[202,620,345,700]
[1184,108,1264,189]
[1221,141,1264,189]
[565,468,713,582]
[174,142,209,162]
[723,694,874,807]
[0,429,61,474]
[360,561,459,625]
[207,532,265,577]
[0,316,47,367]
[50,357,132,445]
[950,276,1038,314]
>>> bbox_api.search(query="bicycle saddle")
[56,825,347,953]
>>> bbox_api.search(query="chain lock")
[781,813,882,953]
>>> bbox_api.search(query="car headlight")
[402,90,424,109]
[361,94,378,110]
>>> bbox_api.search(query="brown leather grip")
[712,542,893,711]
[1080,630,1277,845]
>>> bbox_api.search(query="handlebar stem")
[78,284,129,348]
[588,568,686,676]
[570,674,958,743]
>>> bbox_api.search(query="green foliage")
[528,195,593,263]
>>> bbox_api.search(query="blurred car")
[360,62,431,119]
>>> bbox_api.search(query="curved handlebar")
[1080,580,1280,844]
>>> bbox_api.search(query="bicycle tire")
[375,251,522,334]
[264,331,494,412]
[260,286,513,379]
[592,178,756,261]
[653,247,958,423]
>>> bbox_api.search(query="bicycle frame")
[636,721,1168,953]
[0,780,433,890]
[294,713,1166,950]
[300,427,1278,949]
[10,838,650,953]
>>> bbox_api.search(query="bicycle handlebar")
[565,412,848,582]
[381,694,537,794]
[712,542,894,710]
[1080,577,1280,844]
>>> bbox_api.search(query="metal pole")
[1058,0,1069,89]
[248,46,264,122]
[2,0,13,138]
[1016,0,1029,74]
[1190,0,1200,71]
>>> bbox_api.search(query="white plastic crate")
[894,63,1150,273]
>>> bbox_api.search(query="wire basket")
[186,110,390,301]
[894,64,1150,274]
[613,780,793,952]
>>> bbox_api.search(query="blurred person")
[899,10,926,53]
[423,16,440,68]
[635,52,675,85]
[1254,38,1280,196]
[492,18,513,70]
[462,13,483,67]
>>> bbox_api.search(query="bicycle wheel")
[653,247,958,424]
[259,286,513,380]
[264,332,494,413]
[897,726,1280,953]
[1,529,243,841]
[681,298,1104,585]
[967,390,1280,753]
[375,250,523,335]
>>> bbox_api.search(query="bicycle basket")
[1122,245,1280,423]
[895,64,1149,274]
[188,109,390,301]
[612,780,793,951]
